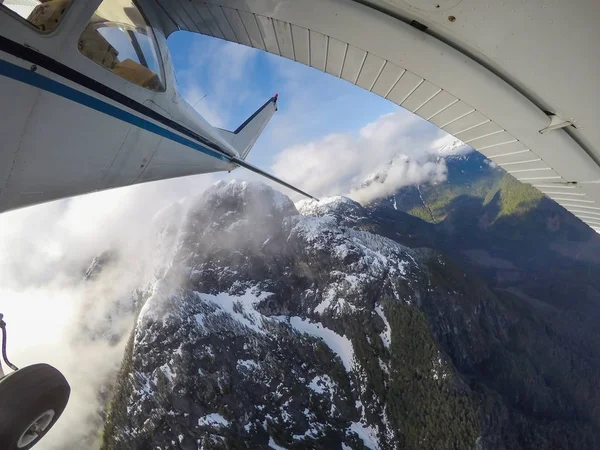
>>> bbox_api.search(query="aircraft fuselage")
[0,0,242,213]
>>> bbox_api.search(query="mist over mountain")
[94,179,600,450]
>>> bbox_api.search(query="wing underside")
[152,0,600,233]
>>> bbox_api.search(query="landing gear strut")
[0,314,70,450]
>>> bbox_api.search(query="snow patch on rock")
[194,287,272,334]
[198,413,230,428]
[286,316,355,372]
[374,305,391,348]
[348,421,380,450]
[308,374,335,394]
[268,436,289,449]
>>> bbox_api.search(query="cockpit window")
[78,0,165,92]
[0,0,73,33]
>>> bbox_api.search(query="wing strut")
[230,156,319,200]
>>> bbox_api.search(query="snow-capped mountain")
[350,137,484,206]
[358,138,490,195]
[99,182,485,449]
[98,181,600,450]
[436,137,469,156]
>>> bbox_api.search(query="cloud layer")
[349,156,448,205]
[270,109,465,202]
[0,176,215,449]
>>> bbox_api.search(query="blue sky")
[168,32,397,166]
[165,31,457,201]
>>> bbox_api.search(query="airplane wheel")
[0,364,70,450]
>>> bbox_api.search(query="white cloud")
[0,175,215,449]
[430,133,471,156]
[349,156,448,205]
[270,108,457,202]
[0,280,137,449]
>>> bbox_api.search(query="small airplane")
[0,1,315,448]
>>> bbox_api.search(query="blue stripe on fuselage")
[0,58,230,163]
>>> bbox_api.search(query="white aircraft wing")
[153,0,600,232]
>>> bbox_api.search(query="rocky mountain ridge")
[98,180,600,450]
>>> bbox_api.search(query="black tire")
[0,364,70,450]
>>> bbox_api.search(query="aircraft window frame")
[0,0,73,34]
[78,0,166,93]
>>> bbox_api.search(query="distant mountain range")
[364,146,600,311]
